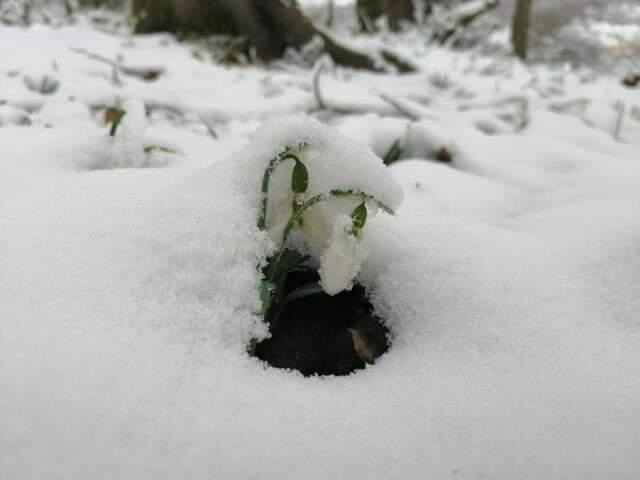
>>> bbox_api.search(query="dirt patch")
[255,269,389,376]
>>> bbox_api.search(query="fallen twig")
[379,48,416,74]
[434,0,500,45]
[311,60,393,116]
[312,61,327,110]
[379,93,425,121]
[71,47,165,81]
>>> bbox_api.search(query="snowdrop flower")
[255,131,399,307]
[72,98,147,171]
[263,146,310,244]
[299,196,360,256]
[110,98,147,168]
[318,214,367,296]
[266,190,294,245]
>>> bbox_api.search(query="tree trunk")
[326,0,334,28]
[511,0,532,60]
[357,0,415,32]
[133,0,414,72]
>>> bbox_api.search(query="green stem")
[109,111,126,137]
[257,144,308,231]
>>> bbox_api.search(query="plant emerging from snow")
[103,99,175,168]
[257,142,396,320]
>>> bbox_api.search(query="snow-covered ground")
[1,17,640,480]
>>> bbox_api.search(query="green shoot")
[109,110,126,137]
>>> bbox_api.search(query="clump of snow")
[0,104,31,126]
[255,116,402,207]
[254,115,402,243]
[336,114,409,159]
[405,119,457,160]
[33,98,91,126]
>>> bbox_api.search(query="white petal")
[300,196,360,257]
[319,215,367,296]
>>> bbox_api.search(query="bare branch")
[71,47,165,81]
[436,0,501,45]
[379,93,425,121]
[312,61,328,110]
[311,60,393,115]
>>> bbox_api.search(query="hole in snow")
[255,269,389,377]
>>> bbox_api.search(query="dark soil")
[255,270,389,376]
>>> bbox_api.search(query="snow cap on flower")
[319,215,368,296]
[259,115,402,242]
[252,115,403,214]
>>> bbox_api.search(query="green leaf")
[291,160,309,193]
[259,279,275,316]
[270,283,326,328]
[382,138,403,165]
[263,249,309,282]
[351,203,367,231]
[260,249,310,333]
[109,110,126,137]
[247,337,258,356]
[143,145,176,154]
[276,248,309,274]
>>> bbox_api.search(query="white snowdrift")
[1,20,640,480]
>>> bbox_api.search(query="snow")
[1,14,640,480]
[248,115,402,210]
